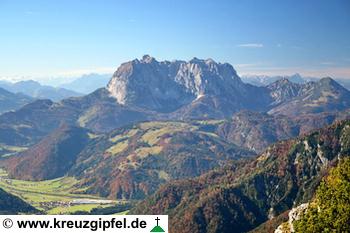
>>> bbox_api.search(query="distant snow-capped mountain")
[241,73,308,86]
[0,80,82,101]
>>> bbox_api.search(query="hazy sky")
[1,0,350,81]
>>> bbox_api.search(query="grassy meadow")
[0,168,128,214]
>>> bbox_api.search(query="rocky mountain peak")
[107,56,245,112]
[267,78,302,106]
[140,54,156,63]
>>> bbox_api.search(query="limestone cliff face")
[274,203,308,233]
[107,55,248,112]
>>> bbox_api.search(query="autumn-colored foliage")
[294,158,350,233]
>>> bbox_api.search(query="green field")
[140,121,198,146]
[47,204,106,214]
[0,168,123,214]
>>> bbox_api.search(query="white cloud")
[237,43,264,48]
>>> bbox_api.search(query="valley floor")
[0,168,129,214]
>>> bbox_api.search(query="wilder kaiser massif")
[0,56,349,232]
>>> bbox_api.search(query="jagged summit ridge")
[107,55,243,112]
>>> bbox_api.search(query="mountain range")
[267,77,350,116]
[0,56,350,231]
[0,80,82,101]
[242,73,350,90]
[106,56,350,117]
[1,56,349,138]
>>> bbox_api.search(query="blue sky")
[0,0,350,81]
